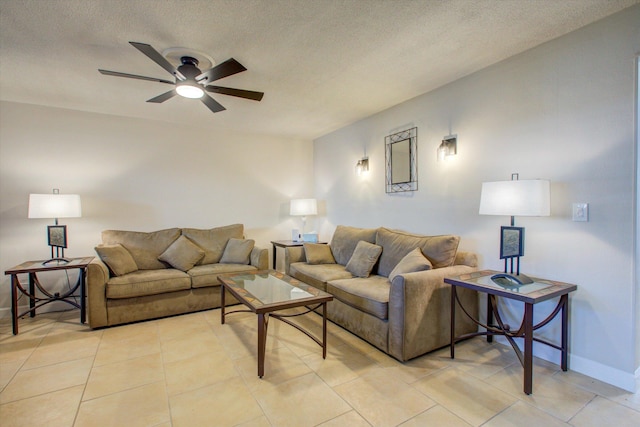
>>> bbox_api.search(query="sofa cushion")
[188,263,257,288]
[388,247,433,281]
[95,244,138,276]
[102,228,181,270]
[106,269,191,299]
[289,262,352,291]
[158,235,205,272]
[375,228,460,276]
[220,238,254,265]
[345,241,383,278]
[327,275,390,320]
[330,225,377,266]
[304,243,336,264]
[182,224,244,265]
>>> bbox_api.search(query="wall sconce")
[355,157,369,176]
[438,135,457,161]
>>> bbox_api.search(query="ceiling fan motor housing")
[177,56,201,81]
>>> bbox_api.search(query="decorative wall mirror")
[385,127,417,193]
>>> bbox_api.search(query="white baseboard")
[492,336,636,393]
[570,353,637,393]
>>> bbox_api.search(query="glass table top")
[474,275,552,294]
[228,273,313,304]
[218,271,332,309]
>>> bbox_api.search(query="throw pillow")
[388,247,433,282]
[220,238,255,265]
[95,244,138,276]
[158,235,205,272]
[345,240,383,278]
[304,243,335,264]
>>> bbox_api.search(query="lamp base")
[42,257,71,266]
[491,272,534,286]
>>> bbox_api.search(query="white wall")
[0,101,314,313]
[314,6,639,391]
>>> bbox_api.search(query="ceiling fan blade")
[196,58,246,84]
[129,41,185,80]
[201,93,226,113]
[205,86,264,101]
[99,69,175,85]
[147,89,177,103]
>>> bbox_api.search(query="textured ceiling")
[0,0,637,140]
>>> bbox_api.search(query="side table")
[270,240,327,270]
[4,257,94,334]
[445,270,577,394]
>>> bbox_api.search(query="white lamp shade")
[479,180,550,216]
[290,198,317,216]
[28,194,82,219]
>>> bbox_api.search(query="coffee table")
[218,270,333,377]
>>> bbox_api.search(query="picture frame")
[499,226,524,259]
[47,225,68,249]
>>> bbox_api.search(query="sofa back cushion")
[375,227,460,276]
[329,225,377,266]
[181,224,244,265]
[102,228,181,270]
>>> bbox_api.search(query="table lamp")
[290,198,317,242]
[28,189,82,264]
[479,174,550,285]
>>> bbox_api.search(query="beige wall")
[314,7,639,391]
[0,101,314,313]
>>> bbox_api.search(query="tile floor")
[0,308,639,427]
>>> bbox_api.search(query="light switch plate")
[572,203,589,222]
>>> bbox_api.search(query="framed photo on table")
[47,225,68,248]
[499,226,524,259]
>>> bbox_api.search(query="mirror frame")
[385,127,417,193]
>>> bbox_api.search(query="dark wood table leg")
[322,302,328,359]
[80,268,86,323]
[258,313,268,378]
[220,284,226,325]
[487,294,494,343]
[272,244,277,270]
[523,302,534,394]
[560,294,569,371]
[11,275,18,335]
[28,273,36,317]
[450,285,456,359]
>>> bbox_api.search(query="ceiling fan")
[99,42,264,114]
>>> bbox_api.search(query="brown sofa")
[284,225,478,361]
[87,224,268,328]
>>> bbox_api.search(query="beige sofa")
[87,224,268,328]
[285,225,478,361]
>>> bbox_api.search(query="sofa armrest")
[387,264,478,361]
[87,258,110,328]
[250,246,269,270]
[284,246,306,275]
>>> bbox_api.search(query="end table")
[4,257,94,334]
[445,270,577,394]
[270,240,327,270]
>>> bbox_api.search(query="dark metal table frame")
[445,270,577,394]
[218,270,333,378]
[4,257,94,334]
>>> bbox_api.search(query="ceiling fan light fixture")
[176,82,204,99]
